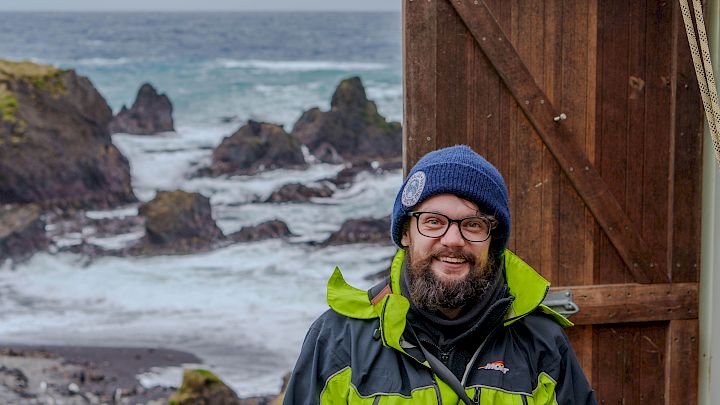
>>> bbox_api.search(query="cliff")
[0,59,136,208]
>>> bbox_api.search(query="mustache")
[428,248,476,265]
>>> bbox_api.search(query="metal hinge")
[542,289,580,317]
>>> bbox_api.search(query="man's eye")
[421,215,446,227]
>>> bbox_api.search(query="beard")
[406,246,496,313]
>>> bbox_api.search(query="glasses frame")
[407,211,496,243]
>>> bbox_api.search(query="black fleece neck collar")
[400,256,513,350]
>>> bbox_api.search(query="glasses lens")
[416,212,449,238]
[460,217,491,242]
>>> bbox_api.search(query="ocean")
[0,11,403,396]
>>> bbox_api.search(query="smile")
[438,256,467,264]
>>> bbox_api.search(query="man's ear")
[401,228,411,247]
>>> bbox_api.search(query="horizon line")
[0,9,401,13]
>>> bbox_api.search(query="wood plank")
[555,283,698,325]
[596,0,633,284]
[593,325,626,404]
[558,0,591,286]
[541,0,561,284]
[593,323,667,403]
[642,0,673,273]
[510,0,544,270]
[448,0,668,283]
[626,0,647,246]
[670,0,703,283]
[403,0,438,173]
[664,319,699,404]
[435,0,467,149]
[467,33,493,155]
[636,324,666,403]
[584,0,599,287]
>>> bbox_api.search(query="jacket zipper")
[521,395,528,405]
[372,396,381,405]
[432,379,443,405]
[461,300,513,385]
[474,387,481,404]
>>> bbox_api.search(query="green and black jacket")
[284,250,597,404]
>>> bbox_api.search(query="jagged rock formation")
[228,220,293,242]
[0,204,47,266]
[108,83,174,134]
[137,190,224,254]
[0,59,136,208]
[322,216,392,246]
[264,182,334,203]
[291,76,401,163]
[328,159,403,189]
[205,120,306,176]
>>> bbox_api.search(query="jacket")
[283,249,598,404]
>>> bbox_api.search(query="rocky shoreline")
[0,344,284,405]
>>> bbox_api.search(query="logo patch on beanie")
[402,171,426,207]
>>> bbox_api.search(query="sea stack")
[108,82,175,135]
[291,76,402,163]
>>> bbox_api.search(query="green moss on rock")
[169,368,240,405]
[0,59,68,115]
[0,86,18,124]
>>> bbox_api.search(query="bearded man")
[284,145,597,404]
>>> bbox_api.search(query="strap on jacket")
[406,325,475,405]
[367,276,392,305]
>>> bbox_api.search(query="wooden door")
[403,0,703,403]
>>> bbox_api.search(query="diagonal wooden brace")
[448,0,668,283]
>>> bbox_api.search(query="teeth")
[439,257,466,263]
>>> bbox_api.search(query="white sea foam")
[87,231,144,250]
[212,59,387,72]
[86,205,138,220]
[76,57,132,67]
[0,239,396,396]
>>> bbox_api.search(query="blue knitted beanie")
[391,145,511,257]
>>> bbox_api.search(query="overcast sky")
[0,0,401,12]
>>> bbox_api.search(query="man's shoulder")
[309,307,378,340]
[509,310,571,352]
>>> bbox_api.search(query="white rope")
[679,0,720,167]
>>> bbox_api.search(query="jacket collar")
[326,249,570,351]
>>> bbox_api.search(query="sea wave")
[76,57,132,67]
[210,59,386,72]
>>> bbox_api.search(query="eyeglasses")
[407,211,496,242]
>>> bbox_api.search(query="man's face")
[401,193,494,312]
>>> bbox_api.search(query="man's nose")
[440,222,466,246]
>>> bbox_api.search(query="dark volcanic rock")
[0,59,136,208]
[322,216,391,246]
[0,204,48,266]
[329,159,403,189]
[169,369,242,405]
[265,182,334,203]
[205,120,306,176]
[291,76,401,163]
[229,220,292,243]
[137,190,224,254]
[108,83,174,135]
